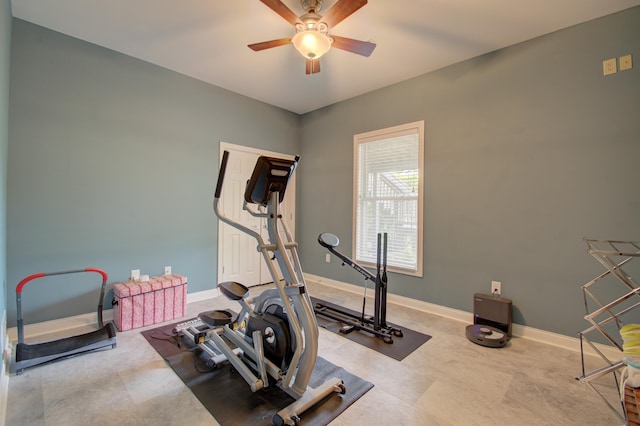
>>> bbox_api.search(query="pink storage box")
[113,274,187,331]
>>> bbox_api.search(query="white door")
[217,143,296,287]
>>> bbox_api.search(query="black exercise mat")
[141,322,373,426]
[311,297,431,361]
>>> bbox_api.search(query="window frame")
[352,120,424,277]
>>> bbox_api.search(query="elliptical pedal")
[199,309,235,327]
[218,281,249,300]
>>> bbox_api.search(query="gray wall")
[6,8,640,337]
[7,19,299,326]
[1,0,10,332]
[298,7,640,337]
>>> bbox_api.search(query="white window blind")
[353,121,424,276]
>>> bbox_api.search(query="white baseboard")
[304,273,621,360]
[186,288,220,303]
[4,281,620,362]
[5,289,219,343]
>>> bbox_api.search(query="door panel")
[217,143,296,287]
[219,149,262,286]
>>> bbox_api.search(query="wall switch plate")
[164,266,172,275]
[620,54,633,71]
[325,254,331,263]
[131,269,140,281]
[491,281,502,296]
[603,58,617,75]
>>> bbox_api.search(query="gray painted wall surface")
[7,20,299,326]
[297,8,640,337]
[6,9,640,337]
[1,0,10,330]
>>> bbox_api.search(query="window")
[353,121,424,277]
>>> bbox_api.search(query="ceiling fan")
[249,0,376,74]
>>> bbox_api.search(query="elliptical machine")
[174,151,344,426]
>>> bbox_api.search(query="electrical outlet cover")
[603,58,617,76]
[620,54,633,71]
[164,266,172,275]
[131,269,140,281]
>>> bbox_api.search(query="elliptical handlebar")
[215,150,230,200]
[213,150,267,243]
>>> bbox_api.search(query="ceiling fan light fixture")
[250,0,373,74]
[291,30,332,59]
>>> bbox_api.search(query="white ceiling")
[11,0,640,114]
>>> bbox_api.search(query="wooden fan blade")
[331,35,376,57]
[320,0,367,28]
[248,38,292,51]
[306,59,321,74]
[259,0,302,26]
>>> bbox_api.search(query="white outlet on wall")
[325,254,330,263]
[491,280,502,296]
[603,58,617,76]
[131,269,140,281]
[164,266,172,275]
